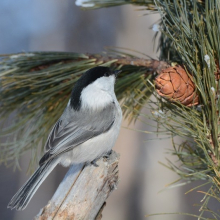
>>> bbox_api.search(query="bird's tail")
[8,158,58,210]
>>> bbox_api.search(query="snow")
[75,0,94,7]
[152,24,159,32]
[204,54,210,68]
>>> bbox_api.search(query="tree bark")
[35,151,120,220]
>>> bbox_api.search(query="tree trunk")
[35,151,119,220]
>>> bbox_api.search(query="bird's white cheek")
[80,85,114,111]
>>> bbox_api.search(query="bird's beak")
[113,70,122,77]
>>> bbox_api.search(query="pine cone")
[155,65,199,106]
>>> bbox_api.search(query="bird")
[8,66,122,211]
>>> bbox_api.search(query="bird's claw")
[90,159,99,167]
[90,150,112,166]
[103,150,112,160]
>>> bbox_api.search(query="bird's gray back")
[39,102,117,164]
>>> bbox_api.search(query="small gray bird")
[8,66,122,210]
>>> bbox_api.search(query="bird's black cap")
[70,66,118,111]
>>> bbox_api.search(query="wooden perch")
[35,151,120,220]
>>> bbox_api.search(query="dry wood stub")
[35,151,120,220]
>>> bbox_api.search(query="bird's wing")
[39,102,116,165]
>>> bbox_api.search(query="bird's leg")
[89,150,113,167]
[103,150,112,160]
[90,158,99,167]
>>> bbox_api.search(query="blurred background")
[0,1,205,219]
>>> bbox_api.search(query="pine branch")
[0,51,170,71]
[87,53,169,71]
